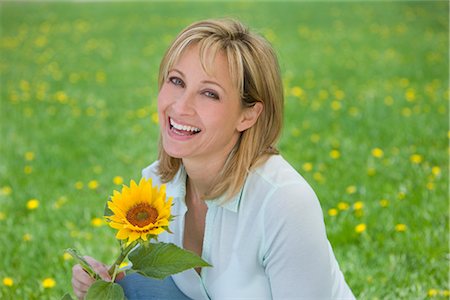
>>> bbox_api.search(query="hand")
[71,256,125,299]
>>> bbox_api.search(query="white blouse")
[142,155,355,300]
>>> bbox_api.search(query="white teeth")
[170,118,200,133]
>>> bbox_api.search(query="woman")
[72,18,355,299]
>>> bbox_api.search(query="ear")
[236,102,263,132]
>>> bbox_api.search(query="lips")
[169,117,201,136]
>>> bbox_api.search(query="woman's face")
[158,44,248,164]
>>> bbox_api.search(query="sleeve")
[261,182,336,299]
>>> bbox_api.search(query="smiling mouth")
[169,118,201,136]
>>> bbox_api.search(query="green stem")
[108,241,137,280]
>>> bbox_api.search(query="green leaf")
[129,242,211,280]
[60,293,74,300]
[64,248,99,280]
[85,280,125,300]
[104,200,113,218]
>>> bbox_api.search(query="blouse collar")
[166,165,244,213]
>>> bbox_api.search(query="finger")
[115,271,125,282]
[72,275,91,300]
[72,264,95,285]
[72,264,96,300]
[84,256,112,282]
[72,278,86,299]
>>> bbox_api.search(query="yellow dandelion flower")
[428,289,438,297]
[23,233,32,241]
[384,96,394,106]
[91,217,105,227]
[86,107,96,116]
[402,107,412,117]
[290,86,304,98]
[151,112,159,124]
[106,178,173,245]
[405,89,416,102]
[24,165,33,174]
[137,108,148,118]
[355,223,366,233]
[367,167,376,176]
[63,252,73,261]
[1,186,12,196]
[75,181,84,190]
[96,71,106,83]
[379,199,389,207]
[426,182,435,190]
[318,90,329,100]
[399,78,409,87]
[371,148,384,158]
[330,149,341,159]
[353,201,364,210]
[34,36,47,47]
[334,89,345,100]
[395,224,407,232]
[410,154,423,164]
[310,133,320,143]
[55,91,68,103]
[331,101,342,111]
[348,106,359,116]
[328,208,338,217]
[3,277,13,287]
[431,166,441,176]
[313,172,325,183]
[113,176,124,185]
[442,290,450,297]
[88,180,99,190]
[25,151,35,161]
[53,196,68,209]
[42,278,56,289]
[291,127,300,137]
[20,80,30,91]
[337,202,349,211]
[346,185,357,194]
[302,162,313,172]
[27,199,39,210]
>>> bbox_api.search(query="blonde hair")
[157,18,284,201]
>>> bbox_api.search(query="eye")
[169,76,184,87]
[203,90,219,100]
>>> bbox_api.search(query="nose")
[172,90,196,115]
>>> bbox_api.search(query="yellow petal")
[116,228,130,240]
[127,231,140,244]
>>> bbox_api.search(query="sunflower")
[106,178,173,245]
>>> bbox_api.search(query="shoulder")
[141,161,186,198]
[250,155,318,203]
[141,160,163,185]
[245,155,323,223]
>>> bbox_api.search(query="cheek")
[157,88,169,113]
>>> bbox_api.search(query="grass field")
[0,1,448,299]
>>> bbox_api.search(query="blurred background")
[0,1,448,299]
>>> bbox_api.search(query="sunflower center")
[126,203,158,228]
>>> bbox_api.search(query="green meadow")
[0,1,448,299]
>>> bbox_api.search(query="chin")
[161,141,186,159]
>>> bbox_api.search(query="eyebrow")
[168,68,226,93]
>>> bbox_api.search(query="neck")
[183,155,227,199]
